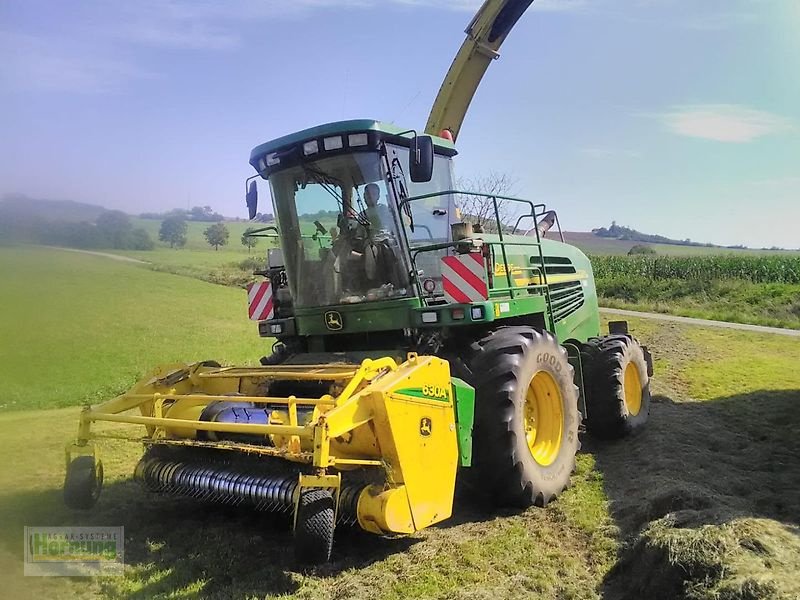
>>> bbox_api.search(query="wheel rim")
[623,362,643,416]
[92,462,103,502]
[524,371,564,467]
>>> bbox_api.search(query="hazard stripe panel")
[247,281,274,321]
[441,253,488,304]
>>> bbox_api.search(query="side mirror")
[409,135,434,183]
[246,180,258,220]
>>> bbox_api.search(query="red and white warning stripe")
[441,253,489,304]
[247,281,274,321]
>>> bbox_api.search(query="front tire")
[581,335,651,439]
[457,327,581,508]
[64,455,103,510]
[294,489,335,565]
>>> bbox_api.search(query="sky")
[1,0,798,249]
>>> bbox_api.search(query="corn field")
[590,255,800,284]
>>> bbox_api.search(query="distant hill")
[591,221,717,248]
[0,194,107,222]
[562,231,798,257]
[582,221,796,254]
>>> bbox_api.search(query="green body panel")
[477,233,601,343]
[451,377,475,467]
[291,235,600,343]
[294,298,419,336]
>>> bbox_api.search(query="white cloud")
[0,31,156,93]
[659,105,795,143]
[97,0,592,51]
[3,0,592,94]
[117,20,239,50]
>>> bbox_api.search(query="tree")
[628,244,656,256]
[159,216,188,248]
[204,222,229,250]
[189,205,224,222]
[130,228,155,250]
[95,210,132,249]
[454,172,517,233]
[241,227,259,253]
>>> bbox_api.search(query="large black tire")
[294,489,335,565]
[455,327,581,508]
[64,456,103,510]
[581,335,651,439]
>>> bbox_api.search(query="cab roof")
[248,119,457,174]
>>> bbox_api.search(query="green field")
[592,255,800,284]
[1,245,799,599]
[0,246,265,411]
[592,255,800,330]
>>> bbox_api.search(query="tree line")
[140,205,225,222]
[0,204,155,251]
[158,215,261,252]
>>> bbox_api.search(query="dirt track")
[600,307,800,337]
[49,246,149,264]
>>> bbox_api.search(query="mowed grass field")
[1,245,799,599]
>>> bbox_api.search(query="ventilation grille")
[530,255,578,275]
[549,280,585,322]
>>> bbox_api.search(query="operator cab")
[247,120,458,309]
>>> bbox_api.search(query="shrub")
[628,244,656,256]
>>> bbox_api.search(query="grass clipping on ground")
[598,322,800,600]
[611,515,800,600]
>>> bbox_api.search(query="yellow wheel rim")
[524,371,564,467]
[623,362,643,416]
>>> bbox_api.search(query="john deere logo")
[420,417,432,437]
[324,311,343,331]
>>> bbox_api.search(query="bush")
[95,210,132,249]
[129,228,155,250]
[628,244,656,256]
[236,257,265,271]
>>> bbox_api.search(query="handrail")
[399,189,538,215]
[401,189,557,326]
[244,225,279,237]
[399,189,563,242]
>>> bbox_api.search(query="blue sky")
[1,0,798,248]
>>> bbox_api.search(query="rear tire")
[64,456,103,510]
[455,327,581,508]
[294,489,335,565]
[582,335,651,439]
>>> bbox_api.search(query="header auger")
[64,0,653,564]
